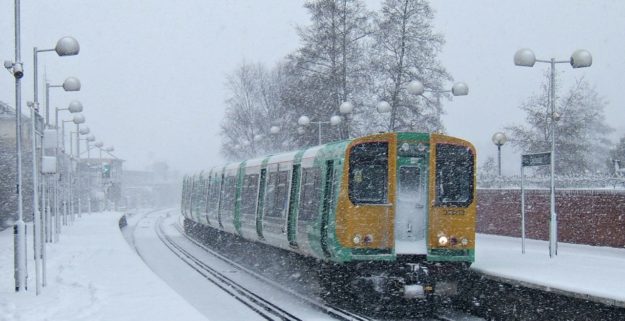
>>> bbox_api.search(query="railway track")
[153,212,372,321]
[127,209,481,321]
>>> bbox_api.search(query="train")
[181,132,476,301]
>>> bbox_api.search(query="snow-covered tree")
[220,62,296,160]
[506,76,613,175]
[289,0,371,140]
[369,0,450,133]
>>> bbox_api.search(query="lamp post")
[492,132,507,176]
[298,115,343,145]
[94,142,104,211]
[6,0,27,292]
[381,80,468,131]
[83,134,95,214]
[33,37,80,124]
[55,101,82,230]
[102,146,115,210]
[73,114,85,216]
[41,79,82,245]
[61,118,76,223]
[514,48,592,258]
[35,37,80,254]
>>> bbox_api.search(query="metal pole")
[45,83,50,126]
[549,59,557,258]
[497,144,502,176]
[76,124,81,217]
[99,148,103,212]
[54,108,60,240]
[317,122,322,145]
[521,164,526,254]
[69,130,75,221]
[12,0,28,293]
[30,107,42,294]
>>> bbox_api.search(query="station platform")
[0,211,206,321]
[472,234,625,308]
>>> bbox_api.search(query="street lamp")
[492,132,507,176]
[298,114,343,145]
[47,77,81,125]
[9,0,27,293]
[30,38,79,294]
[33,36,80,124]
[514,48,592,258]
[381,80,468,131]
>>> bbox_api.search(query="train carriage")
[182,132,476,298]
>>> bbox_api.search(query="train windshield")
[435,144,474,207]
[349,142,388,204]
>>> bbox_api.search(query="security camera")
[12,63,24,79]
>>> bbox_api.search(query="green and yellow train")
[181,132,476,299]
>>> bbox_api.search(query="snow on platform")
[0,211,207,321]
[472,234,625,307]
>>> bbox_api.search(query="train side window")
[272,170,290,218]
[299,167,321,221]
[348,142,389,204]
[264,172,278,218]
[221,176,236,216]
[241,174,259,216]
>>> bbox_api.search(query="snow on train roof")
[267,150,299,163]
[245,156,265,168]
[301,145,324,167]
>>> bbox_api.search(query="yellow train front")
[182,132,476,300]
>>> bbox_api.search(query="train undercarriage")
[183,218,469,310]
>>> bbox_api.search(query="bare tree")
[221,62,296,160]
[369,0,450,133]
[506,75,613,175]
[290,0,371,140]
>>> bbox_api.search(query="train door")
[256,168,267,239]
[287,164,301,247]
[395,159,428,254]
[217,173,225,228]
[321,160,335,257]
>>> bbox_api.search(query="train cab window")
[349,142,389,204]
[299,167,321,220]
[435,144,474,207]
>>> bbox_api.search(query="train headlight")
[364,234,374,244]
[438,235,449,246]
[353,234,362,244]
[461,238,469,246]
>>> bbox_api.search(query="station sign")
[521,152,551,167]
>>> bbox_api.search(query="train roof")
[189,132,472,177]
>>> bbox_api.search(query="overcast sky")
[1,0,623,174]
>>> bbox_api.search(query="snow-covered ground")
[1,210,624,321]
[0,210,206,321]
[472,234,625,307]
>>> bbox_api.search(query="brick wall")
[477,189,625,248]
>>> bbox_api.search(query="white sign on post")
[43,129,57,149]
[520,152,551,254]
[41,156,57,174]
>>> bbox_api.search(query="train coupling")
[401,263,459,298]
[403,284,429,299]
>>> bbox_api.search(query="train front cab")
[331,132,475,298]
